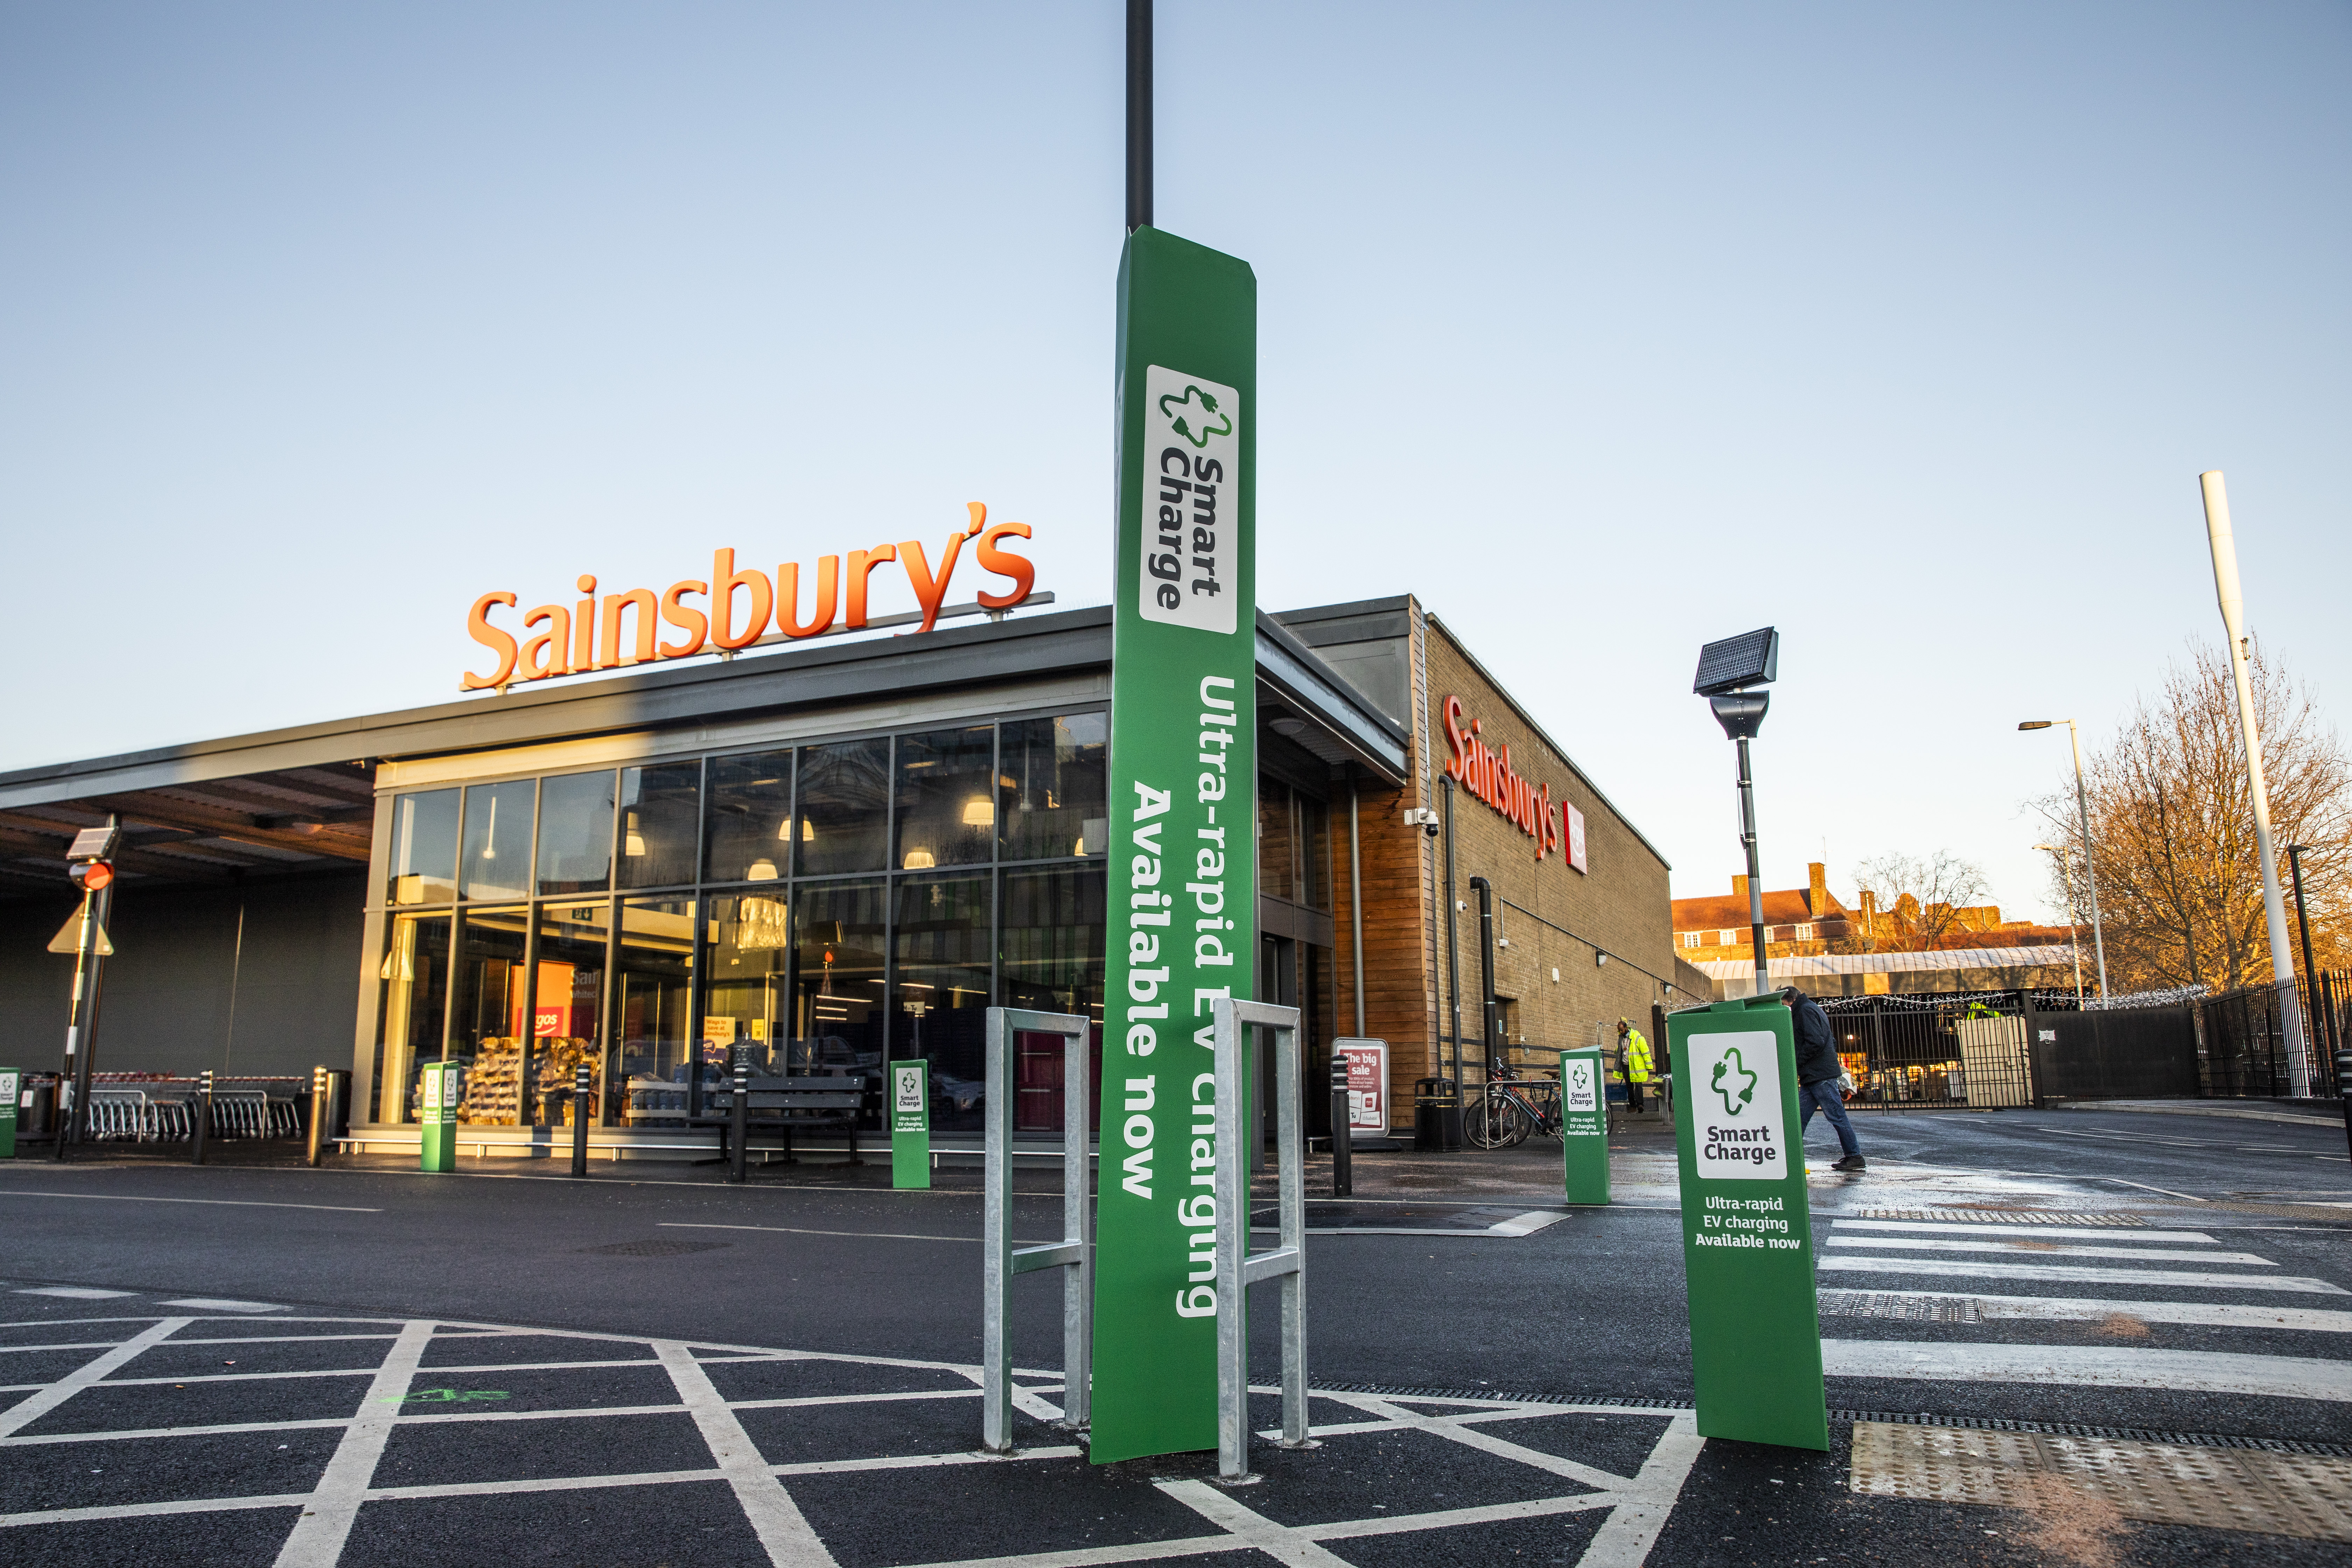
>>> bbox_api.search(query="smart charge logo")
[1139,365,1239,637]
[1692,1031,1786,1181]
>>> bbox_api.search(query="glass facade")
[365,712,1110,1135]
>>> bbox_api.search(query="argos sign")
[1441,695,1589,874]
[461,504,1037,692]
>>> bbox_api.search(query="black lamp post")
[1695,629,1780,1001]
[2285,845,2335,1062]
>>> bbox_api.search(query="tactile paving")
[1849,1419,2352,1541]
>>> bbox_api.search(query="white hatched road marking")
[1825,1236,2273,1266]
[0,1318,189,1438]
[1816,1256,2346,1293]
[271,1318,435,1568]
[1823,1339,2352,1402]
[1822,1290,2352,1334]
[0,1307,1710,1568]
[653,1338,838,1568]
[1833,1219,2218,1243]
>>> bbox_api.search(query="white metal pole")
[2200,470,2310,1095]
[2066,721,2110,997]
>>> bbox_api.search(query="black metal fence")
[2198,973,2345,1099]
[1818,992,2065,1111]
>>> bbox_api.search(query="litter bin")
[19,1075,56,1143]
[1413,1077,1463,1151]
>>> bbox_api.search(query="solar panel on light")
[1693,628,1778,695]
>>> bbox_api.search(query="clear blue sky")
[5,2,2346,923]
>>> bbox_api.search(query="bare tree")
[2031,638,2351,993]
[1845,850,1993,952]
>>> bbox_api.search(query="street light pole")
[2035,844,2085,1008]
[2018,720,2108,998]
[1694,628,1780,1002]
[2201,470,2311,1096]
[2285,845,2334,1061]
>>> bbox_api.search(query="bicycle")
[1463,1069,1562,1149]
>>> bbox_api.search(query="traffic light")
[68,860,114,892]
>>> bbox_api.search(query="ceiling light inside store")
[1269,716,1308,737]
[962,797,995,826]
[747,859,779,881]
[624,812,646,857]
[904,849,936,869]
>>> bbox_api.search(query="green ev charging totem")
[889,1059,931,1189]
[1667,995,1828,1450]
[0,1068,19,1158]
[419,1062,461,1173]
[1559,1048,1608,1205]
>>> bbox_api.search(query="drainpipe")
[1442,776,1463,1144]
[1469,876,1500,1082]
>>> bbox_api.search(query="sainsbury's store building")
[0,595,1681,1155]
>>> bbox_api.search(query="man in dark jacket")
[1785,985,1863,1172]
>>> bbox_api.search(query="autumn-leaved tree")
[2035,638,2350,993]
[1841,850,1992,952]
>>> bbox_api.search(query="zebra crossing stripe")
[1820,1290,2352,1334]
[1832,1219,2216,1244]
[1822,1339,2352,1402]
[1815,1256,2348,1294]
[1825,1237,2273,1266]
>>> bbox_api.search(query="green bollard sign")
[0,1068,19,1159]
[1090,225,1258,1465]
[890,1059,930,1190]
[1559,1048,1608,1205]
[419,1062,460,1173]
[1667,995,1827,1450]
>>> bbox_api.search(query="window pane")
[618,761,702,889]
[1300,793,1330,910]
[704,892,792,1075]
[1001,865,1106,1134]
[796,738,890,875]
[705,750,793,886]
[892,873,992,1133]
[615,898,695,1123]
[895,726,996,871]
[792,878,886,1081]
[370,913,449,1124]
[537,770,616,896]
[460,779,536,901]
[449,906,531,1125]
[1001,713,1108,862]
[1258,782,1295,903]
[386,789,460,905]
[533,901,611,1128]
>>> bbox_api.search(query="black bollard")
[571,1062,592,1178]
[728,1051,750,1184]
[1330,1056,1352,1197]
[190,1069,213,1165]
[2336,1049,2352,1168]
[306,1065,328,1166]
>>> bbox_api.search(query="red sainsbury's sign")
[1441,695,1588,873]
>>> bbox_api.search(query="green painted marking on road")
[382,1388,509,1404]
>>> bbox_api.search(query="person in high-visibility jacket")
[1615,1018,1653,1114]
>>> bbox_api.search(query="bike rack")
[981,1006,1093,1454]
[1212,996,1311,1482]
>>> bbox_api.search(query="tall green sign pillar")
[1668,995,1827,1450]
[1559,1048,1608,1205]
[890,1059,931,1189]
[419,1062,461,1173]
[1090,225,1257,1465]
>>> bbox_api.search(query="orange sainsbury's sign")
[461,503,1037,691]
[1441,694,1588,874]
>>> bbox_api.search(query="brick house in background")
[1671,863,1851,964]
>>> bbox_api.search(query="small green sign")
[889,1059,930,1189]
[0,1068,20,1160]
[419,1062,460,1173]
[1559,1049,1608,1205]
[1667,996,1827,1451]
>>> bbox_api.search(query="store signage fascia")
[460,506,1040,692]
[1440,695,1588,873]
[1092,226,1257,1466]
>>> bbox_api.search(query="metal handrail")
[1212,996,1310,1482]
[981,1006,1094,1454]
